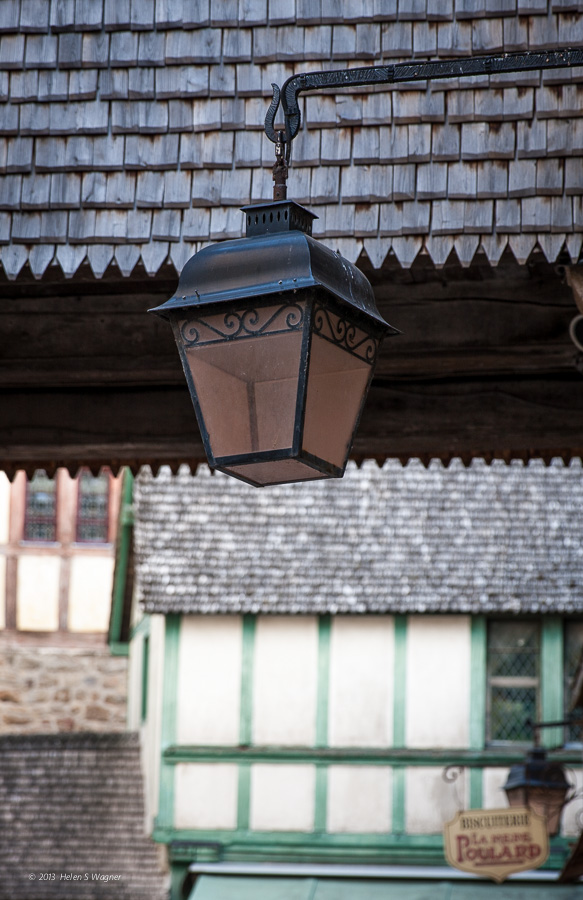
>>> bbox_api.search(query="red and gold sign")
[444,807,549,883]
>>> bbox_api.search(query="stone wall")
[0,637,127,734]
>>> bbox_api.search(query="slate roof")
[135,457,583,616]
[0,732,169,899]
[1,2,583,279]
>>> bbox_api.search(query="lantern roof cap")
[504,748,571,793]
[150,202,397,334]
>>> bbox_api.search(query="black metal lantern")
[151,200,397,487]
[503,747,572,837]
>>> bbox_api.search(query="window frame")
[75,469,112,545]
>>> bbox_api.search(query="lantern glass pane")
[302,319,375,469]
[176,302,306,460]
[224,458,329,487]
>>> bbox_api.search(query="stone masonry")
[0,636,127,734]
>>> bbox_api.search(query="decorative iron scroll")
[179,302,305,347]
[313,304,378,364]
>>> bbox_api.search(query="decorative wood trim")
[392,615,407,834]
[237,615,255,831]
[541,617,564,749]
[314,616,331,833]
[157,613,180,833]
[469,616,487,808]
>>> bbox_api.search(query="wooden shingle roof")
[135,458,583,616]
[1,1,583,279]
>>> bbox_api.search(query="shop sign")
[444,807,549,883]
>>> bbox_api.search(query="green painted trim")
[162,744,581,767]
[169,862,189,900]
[130,613,151,641]
[541,617,564,748]
[237,764,251,831]
[239,615,255,747]
[314,616,331,833]
[156,614,181,832]
[392,616,407,834]
[392,615,407,748]
[109,641,129,657]
[108,468,133,650]
[469,616,487,807]
[161,828,445,853]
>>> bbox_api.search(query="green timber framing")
[133,612,581,895]
[108,468,134,656]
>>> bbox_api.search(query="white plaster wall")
[17,556,60,631]
[328,616,394,747]
[174,763,238,830]
[145,615,165,830]
[68,556,115,632]
[327,765,392,833]
[0,556,5,629]
[406,766,468,834]
[176,616,242,746]
[483,767,510,810]
[250,764,315,831]
[0,472,10,544]
[252,617,318,746]
[405,616,471,749]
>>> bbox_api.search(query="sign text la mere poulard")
[444,807,549,883]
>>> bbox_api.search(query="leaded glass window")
[565,620,583,745]
[23,470,57,542]
[76,470,110,543]
[487,621,540,744]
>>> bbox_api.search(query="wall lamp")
[152,48,583,488]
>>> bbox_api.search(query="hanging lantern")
[151,200,398,487]
[503,747,572,837]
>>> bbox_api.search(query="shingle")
[342,164,392,202]
[392,163,416,199]
[321,0,343,21]
[107,74,132,103]
[48,101,108,135]
[354,202,380,236]
[0,211,10,242]
[0,71,8,101]
[68,69,98,100]
[169,100,194,132]
[29,244,56,278]
[402,199,431,233]
[50,172,81,207]
[129,66,155,99]
[0,1,20,32]
[447,88,474,122]
[398,0,426,20]
[163,170,192,207]
[332,24,357,58]
[529,12,559,49]
[11,211,40,241]
[472,17,504,52]
[521,195,552,232]
[76,0,104,30]
[447,160,477,198]
[24,34,58,68]
[50,0,74,31]
[38,70,69,102]
[455,0,484,16]
[476,160,508,198]
[304,25,332,58]
[495,198,521,232]
[432,124,460,161]
[353,126,380,164]
[58,32,83,68]
[191,168,222,205]
[311,165,340,203]
[305,94,337,128]
[323,203,356,236]
[296,0,322,23]
[508,159,536,197]
[413,21,437,56]
[40,210,67,242]
[437,20,472,56]
[0,175,21,210]
[394,89,444,124]
[221,98,245,130]
[379,125,409,163]
[336,94,363,125]
[223,28,253,61]
[0,35,25,69]
[138,101,168,133]
[110,31,138,66]
[20,0,49,31]
[0,140,8,174]
[182,206,211,240]
[243,97,265,130]
[209,64,236,96]
[179,133,204,168]
[407,123,432,162]
[130,0,154,29]
[427,0,453,19]
[125,134,179,169]
[21,174,51,208]
[209,205,244,239]
[87,243,114,276]
[461,122,514,160]
[106,171,136,207]
[536,158,563,196]
[321,127,352,164]
[138,32,165,66]
[115,243,140,276]
[417,162,447,199]
[35,137,67,172]
[268,0,297,24]
[558,11,583,44]
[152,208,181,240]
[9,71,37,103]
[155,65,209,99]
[503,14,528,51]
[239,0,268,24]
[221,167,252,204]
[289,128,321,167]
[551,195,573,232]
[65,135,93,168]
[166,27,221,63]
[381,21,413,57]
[474,88,504,121]
[260,64,294,100]
[517,120,546,159]
[362,91,391,126]
[565,158,583,195]
[193,98,221,131]
[93,209,127,242]
[276,24,307,60]
[6,137,32,173]
[537,84,583,120]
[356,22,381,56]
[126,208,152,241]
[81,171,107,206]
[201,131,235,168]
[103,0,131,30]
[234,130,262,167]
[431,198,464,234]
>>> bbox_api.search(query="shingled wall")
[1,0,583,279]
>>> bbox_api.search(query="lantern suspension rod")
[265,47,583,177]
[526,716,583,747]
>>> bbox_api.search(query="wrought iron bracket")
[264,47,583,196]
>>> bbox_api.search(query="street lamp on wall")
[503,747,572,838]
[153,47,583,487]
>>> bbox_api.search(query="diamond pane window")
[23,470,57,542]
[487,621,540,743]
[76,470,110,543]
[565,620,583,745]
